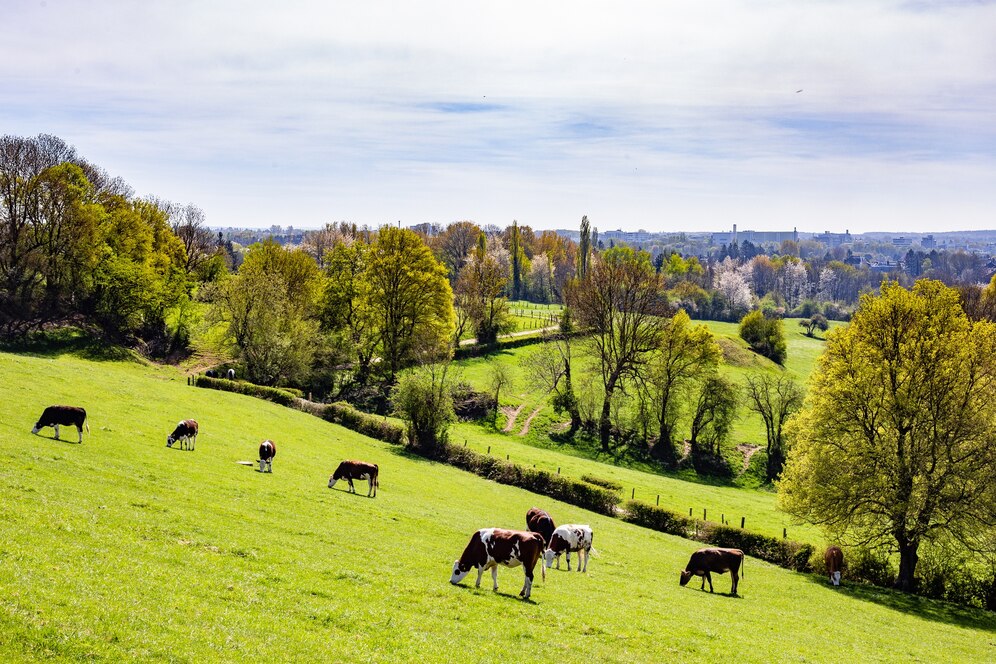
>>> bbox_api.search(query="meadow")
[1,347,994,662]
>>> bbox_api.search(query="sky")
[3,1,996,233]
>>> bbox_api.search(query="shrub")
[393,367,455,452]
[849,546,896,587]
[622,501,695,538]
[321,402,405,446]
[450,381,495,420]
[441,444,621,516]
[738,310,787,364]
[581,474,623,492]
[195,375,297,406]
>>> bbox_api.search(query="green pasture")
[1,349,993,662]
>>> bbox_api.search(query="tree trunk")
[895,539,920,592]
[650,422,678,466]
[598,395,612,452]
[563,361,581,435]
[766,446,785,483]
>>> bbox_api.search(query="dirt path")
[735,443,762,474]
[459,326,559,346]
[517,406,544,436]
[501,405,524,432]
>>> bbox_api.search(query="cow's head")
[831,571,841,586]
[31,423,41,434]
[328,475,337,489]
[450,560,470,585]
[543,549,557,569]
[679,570,693,586]
[259,458,267,473]
[166,435,176,448]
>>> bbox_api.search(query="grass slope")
[1,350,993,662]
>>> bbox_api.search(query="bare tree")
[169,203,215,275]
[744,372,803,482]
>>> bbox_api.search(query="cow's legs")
[347,478,355,493]
[581,548,589,572]
[54,424,60,440]
[76,425,83,443]
[706,572,714,593]
[191,433,197,451]
[731,571,739,595]
[521,570,532,598]
[491,565,499,591]
[475,566,484,588]
[566,551,572,571]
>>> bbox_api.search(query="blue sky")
[3,0,995,233]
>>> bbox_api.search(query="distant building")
[920,235,937,249]
[710,224,798,246]
[892,236,913,247]
[601,228,655,244]
[813,230,853,247]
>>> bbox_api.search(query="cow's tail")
[85,422,90,434]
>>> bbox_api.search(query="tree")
[688,374,739,474]
[524,318,582,435]
[506,220,527,300]
[799,313,829,338]
[169,203,216,277]
[320,240,378,382]
[566,247,669,451]
[739,310,787,364]
[433,220,480,283]
[488,362,512,425]
[365,227,454,379]
[643,310,721,465]
[392,362,455,453]
[744,372,803,482]
[779,280,996,592]
[454,236,512,344]
[577,215,591,279]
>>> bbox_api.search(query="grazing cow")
[258,439,276,473]
[526,508,556,547]
[32,406,88,443]
[226,368,236,380]
[544,524,594,572]
[206,369,217,378]
[450,528,546,599]
[680,547,744,595]
[825,546,844,587]
[328,460,379,497]
[166,419,199,451]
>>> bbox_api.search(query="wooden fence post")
[689,508,693,517]
[741,517,745,529]
[704,509,707,521]
[656,495,660,506]
[631,488,635,499]
[783,528,787,539]
[487,446,490,454]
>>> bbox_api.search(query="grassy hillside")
[1,349,993,662]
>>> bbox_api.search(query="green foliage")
[780,280,996,592]
[195,374,298,406]
[798,313,829,337]
[392,365,456,452]
[738,310,787,364]
[581,474,623,492]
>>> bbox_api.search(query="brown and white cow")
[544,524,594,572]
[32,405,88,443]
[328,460,379,497]
[258,440,276,473]
[526,508,556,547]
[450,528,546,599]
[167,419,199,451]
[680,547,744,595]
[825,546,844,587]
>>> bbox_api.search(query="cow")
[526,508,556,547]
[544,524,594,572]
[328,460,379,497]
[166,419,199,451]
[206,369,218,378]
[680,547,744,595]
[450,528,546,600]
[825,546,844,587]
[258,440,276,473]
[32,406,88,443]
[226,368,236,380]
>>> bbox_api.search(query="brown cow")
[32,405,88,443]
[258,440,276,473]
[526,507,556,547]
[167,420,199,451]
[328,460,379,497]
[680,547,744,595]
[825,546,844,586]
[450,528,546,599]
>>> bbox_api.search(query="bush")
[318,402,405,446]
[849,546,896,588]
[581,474,623,492]
[392,367,455,452]
[450,381,495,420]
[738,310,787,364]
[441,444,621,516]
[622,501,695,538]
[195,375,297,406]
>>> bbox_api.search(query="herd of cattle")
[31,403,848,601]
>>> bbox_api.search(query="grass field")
[1,347,994,662]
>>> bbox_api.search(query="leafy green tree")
[577,215,591,279]
[643,310,721,466]
[566,246,669,451]
[392,362,455,453]
[799,313,829,338]
[454,236,512,344]
[744,372,803,482]
[488,361,512,425]
[688,374,739,473]
[739,310,787,364]
[365,227,454,379]
[320,241,378,381]
[779,281,996,592]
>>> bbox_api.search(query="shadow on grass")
[327,486,375,499]
[802,574,996,632]
[1,328,136,363]
[450,582,538,604]
[33,432,81,445]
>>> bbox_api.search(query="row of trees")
[0,134,220,348]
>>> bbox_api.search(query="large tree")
[643,310,721,466]
[566,246,669,451]
[365,226,454,379]
[453,234,512,344]
[744,372,803,482]
[779,280,996,592]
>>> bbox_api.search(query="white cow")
[544,524,594,572]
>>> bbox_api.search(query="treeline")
[0,134,225,349]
